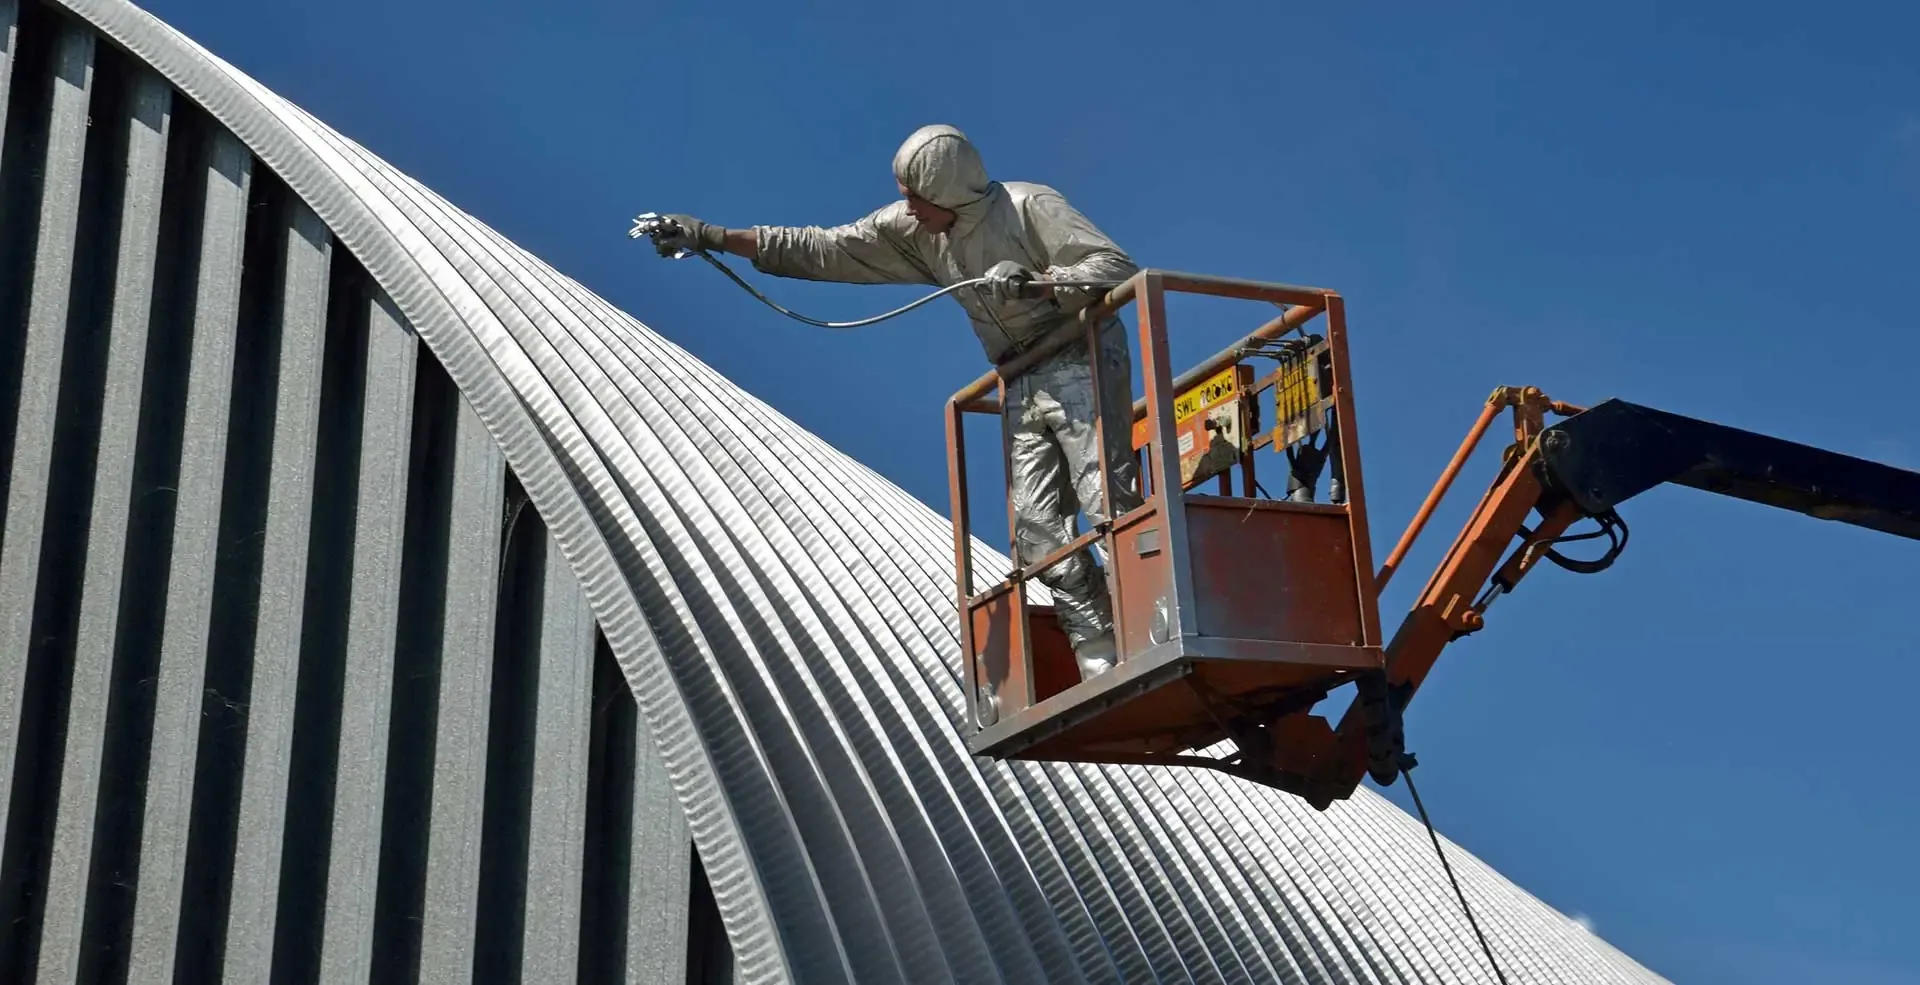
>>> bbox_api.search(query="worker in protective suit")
[651,124,1141,681]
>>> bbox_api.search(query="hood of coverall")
[892,125,999,237]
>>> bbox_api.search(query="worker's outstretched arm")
[749,202,938,286]
[660,207,932,286]
[1025,189,1139,312]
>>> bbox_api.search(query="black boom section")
[1538,399,1920,541]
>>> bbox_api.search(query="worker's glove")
[653,214,728,257]
[982,260,1037,301]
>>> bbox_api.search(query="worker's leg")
[1008,375,1113,679]
[1010,319,1142,679]
[1074,318,1146,521]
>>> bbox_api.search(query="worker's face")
[899,181,956,234]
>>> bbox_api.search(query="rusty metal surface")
[970,639,1375,765]
[1111,508,1173,661]
[1322,295,1385,650]
[1158,269,1335,307]
[1185,498,1368,646]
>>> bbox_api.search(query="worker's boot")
[1074,633,1117,681]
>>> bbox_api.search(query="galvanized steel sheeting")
[0,0,1675,981]
[0,4,691,982]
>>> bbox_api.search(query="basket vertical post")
[947,397,984,726]
[1135,273,1198,646]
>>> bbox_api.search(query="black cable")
[1401,763,1512,985]
[1512,509,1631,576]
[1543,509,1629,575]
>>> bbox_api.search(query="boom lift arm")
[947,270,1920,811]
[1290,386,1920,806]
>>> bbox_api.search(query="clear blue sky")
[145,0,1918,981]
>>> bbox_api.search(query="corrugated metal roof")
[16,0,1676,981]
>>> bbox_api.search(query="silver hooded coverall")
[752,125,1142,677]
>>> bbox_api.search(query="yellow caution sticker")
[1135,365,1242,448]
[1271,342,1334,450]
[1273,357,1320,424]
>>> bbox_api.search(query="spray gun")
[629,212,694,258]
